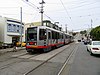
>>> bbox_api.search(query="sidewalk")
[0,47,25,54]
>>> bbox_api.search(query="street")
[0,42,100,75]
[68,43,100,75]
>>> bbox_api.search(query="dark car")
[84,39,91,45]
[78,40,81,42]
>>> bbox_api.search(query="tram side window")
[39,29,46,40]
[62,34,64,39]
[66,35,68,39]
[52,31,56,39]
[60,33,62,39]
[48,32,51,39]
[57,32,60,39]
[60,33,63,39]
[57,32,58,39]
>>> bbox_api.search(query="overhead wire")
[69,1,99,10]
[0,7,19,8]
[22,0,55,22]
[46,1,99,12]
[0,6,38,17]
[59,0,74,26]
[46,0,88,5]
[22,0,100,23]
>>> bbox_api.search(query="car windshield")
[93,42,100,45]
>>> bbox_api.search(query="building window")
[7,24,12,32]
[16,25,19,33]
[13,24,16,32]
[7,23,24,34]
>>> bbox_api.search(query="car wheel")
[90,51,93,55]
[87,48,89,51]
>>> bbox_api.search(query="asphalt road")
[68,43,100,75]
[0,43,76,75]
[0,42,100,75]
[27,43,78,75]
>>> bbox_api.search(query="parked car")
[84,39,87,45]
[0,42,8,49]
[83,39,91,45]
[16,42,26,47]
[87,41,100,55]
[78,39,81,42]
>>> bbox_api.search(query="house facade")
[0,16,24,46]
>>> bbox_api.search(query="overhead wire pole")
[91,19,93,29]
[65,24,67,33]
[39,0,45,26]
[24,0,45,26]
[23,0,55,22]
[20,7,23,48]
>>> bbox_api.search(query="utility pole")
[91,19,93,29]
[39,0,45,26]
[65,24,67,33]
[20,7,22,48]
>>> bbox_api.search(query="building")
[0,16,24,47]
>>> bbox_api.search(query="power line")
[0,7,19,8]
[22,0,55,22]
[69,1,99,10]
[46,0,89,5]
[22,0,39,11]
[44,14,54,22]
[0,13,18,15]
[46,1,99,11]
[59,0,74,26]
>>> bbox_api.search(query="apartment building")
[0,16,24,46]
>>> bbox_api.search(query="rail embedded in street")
[23,43,76,75]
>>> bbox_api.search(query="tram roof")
[28,25,63,33]
[39,26,62,32]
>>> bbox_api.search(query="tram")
[26,20,73,53]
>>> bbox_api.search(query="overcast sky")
[0,0,100,31]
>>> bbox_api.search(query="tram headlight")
[34,42,37,45]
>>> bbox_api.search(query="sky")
[0,0,100,32]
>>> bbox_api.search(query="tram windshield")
[27,27,37,41]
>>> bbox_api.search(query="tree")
[90,26,100,40]
[72,32,77,36]
[80,30,87,35]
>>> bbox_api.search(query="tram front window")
[39,29,46,40]
[27,27,37,41]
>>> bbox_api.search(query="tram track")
[57,43,79,75]
[23,43,76,75]
[0,42,77,75]
[0,52,40,70]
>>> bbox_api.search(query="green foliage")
[80,30,87,34]
[72,32,77,36]
[90,26,100,40]
[0,41,3,44]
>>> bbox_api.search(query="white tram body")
[26,25,73,53]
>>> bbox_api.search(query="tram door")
[47,30,52,48]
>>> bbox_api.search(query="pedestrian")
[13,41,17,52]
